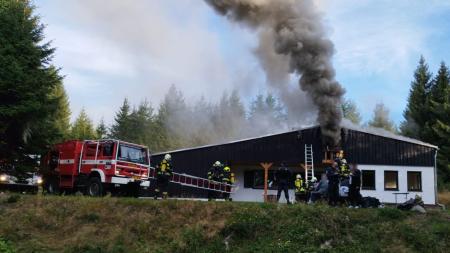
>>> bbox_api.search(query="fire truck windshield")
[117,144,148,165]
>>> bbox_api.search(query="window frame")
[384,170,399,191]
[407,171,422,192]
[361,170,376,190]
[243,169,295,190]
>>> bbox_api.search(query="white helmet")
[311,177,318,183]
[164,154,171,161]
[214,161,222,167]
[342,159,347,164]
[296,174,302,179]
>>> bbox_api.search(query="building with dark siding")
[151,125,438,204]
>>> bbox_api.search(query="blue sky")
[35,0,450,126]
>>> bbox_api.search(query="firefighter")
[306,176,317,202]
[339,158,350,179]
[221,163,234,201]
[294,174,306,203]
[275,163,292,204]
[326,162,340,206]
[154,154,173,200]
[207,161,222,201]
[348,164,362,208]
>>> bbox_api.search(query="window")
[85,144,97,157]
[243,169,296,189]
[407,172,422,191]
[384,171,398,191]
[361,170,375,190]
[117,145,148,164]
[100,142,114,157]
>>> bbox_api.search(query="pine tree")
[368,103,396,132]
[51,81,71,141]
[423,62,450,184]
[0,0,63,164]
[400,56,432,139]
[110,98,131,140]
[248,94,286,136]
[96,118,108,139]
[70,109,97,140]
[342,99,362,125]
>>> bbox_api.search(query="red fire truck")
[41,139,150,197]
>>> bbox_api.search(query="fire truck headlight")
[0,175,7,182]
[37,178,43,185]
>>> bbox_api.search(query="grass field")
[0,193,449,253]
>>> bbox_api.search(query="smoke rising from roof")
[205,0,345,145]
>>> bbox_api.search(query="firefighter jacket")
[326,166,339,185]
[222,166,233,184]
[294,178,306,193]
[339,163,350,178]
[208,166,221,181]
[157,159,173,177]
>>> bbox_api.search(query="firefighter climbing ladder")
[148,167,233,193]
[304,144,315,181]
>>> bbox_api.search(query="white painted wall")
[231,165,436,205]
[359,165,436,205]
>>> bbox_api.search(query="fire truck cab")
[41,139,150,197]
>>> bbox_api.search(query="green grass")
[0,194,449,253]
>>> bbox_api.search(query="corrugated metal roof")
[154,124,437,156]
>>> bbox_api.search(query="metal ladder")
[149,167,233,193]
[304,144,315,181]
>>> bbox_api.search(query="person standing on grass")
[275,163,292,204]
[348,164,362,208]
[326,162,340,206]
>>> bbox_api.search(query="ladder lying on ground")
[148,167,233,193]
[304,144,315,181]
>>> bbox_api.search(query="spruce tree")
[368,103,396,132]
[423,62,450,184]
[342,99,362,125]
[96,118,108,139]
[0,0,63,163]
[70,109,97,140]
[400,56,432,139]
[110,98,131,140]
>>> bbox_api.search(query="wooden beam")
[260,162,273,202]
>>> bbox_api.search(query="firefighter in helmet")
[339,158,350,179]
[154,153,173,200]
[294,174,307,203]
[207,161,222,201]
[221,162,234,201]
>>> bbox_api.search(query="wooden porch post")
[260,162,273,202]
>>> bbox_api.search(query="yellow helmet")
[224,166,230,172]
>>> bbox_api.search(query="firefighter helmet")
[224,166,230,172]
[311,177,318,182]
[164,154,171,161]
[342,159,347,164]
[214,161,222,167]
[296,174,302,179]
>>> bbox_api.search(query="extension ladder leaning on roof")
[148,167,234,194]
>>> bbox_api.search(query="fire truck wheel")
[87,177,104,197]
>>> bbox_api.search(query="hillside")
[0,194,449,253]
